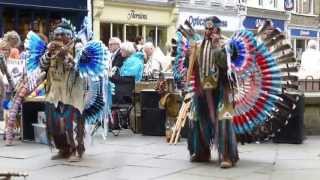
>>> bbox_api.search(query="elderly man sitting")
[143,42,170,78]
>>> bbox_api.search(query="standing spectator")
[298,40,320,79]
[109,37,124,76]
[3,31,21,59]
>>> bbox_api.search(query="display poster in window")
[6,58,25,86]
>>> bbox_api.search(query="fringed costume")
[174,17,298,168]
[5,18,113,162]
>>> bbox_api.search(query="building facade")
[0,0,87,39]
[93,0,176,51]
[244,0,289,32]
[288,0,320,60]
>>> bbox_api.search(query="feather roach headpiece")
[54,18,76,39]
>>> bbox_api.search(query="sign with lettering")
[127,10,148,21]
[243,16,285,31]
[178,12,240,31]
[6,59,25,86]
[290,28,318,38]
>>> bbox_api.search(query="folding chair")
[110,76,135,136]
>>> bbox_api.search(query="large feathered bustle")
[228,20,299,139]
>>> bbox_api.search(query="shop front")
[177,11,241,37]
[0,0,87,40]
[289,27,320,61]
[94,1,175,51]
[243,16,286,31]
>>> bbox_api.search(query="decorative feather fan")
[228,20,299,140]
[82,77,105,124]
[75,40,108,80]
[24,31,47,73]
[76,16,93,45]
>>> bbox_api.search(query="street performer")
[173,17,299,168]
[5,18,111,163]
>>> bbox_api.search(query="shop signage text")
[188,16,227,28]
[128,10,148,20]
[290,28,318,38]
[243,16,285,31]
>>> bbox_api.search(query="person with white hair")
[108,37,124,76]
[118,42,144,82]
[143,42,169,78]
[3,31,21,59]
[298,40,320,79]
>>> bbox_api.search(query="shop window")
[295,0,314,14]
[126,24,143,42]
[146,26,167,52]
[302,0,312,14]
[100,23,110,45]
[112,23,124,41]
[157,26,167,53]
[296,39,306,60]
[146,26,156,45]
[3,8,15,33]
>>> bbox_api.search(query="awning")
[0,0,87,12]
[243,16,285,31]
[290,28,319,39]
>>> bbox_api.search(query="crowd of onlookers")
[0,29,174,122]
[109,36,172,82]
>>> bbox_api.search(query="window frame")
[294,0,314,15]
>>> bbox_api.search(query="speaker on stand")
[273,91,304,144]
[140,90,166,136]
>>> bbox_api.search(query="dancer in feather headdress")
[5,18,113,162]
[173,17,298,168]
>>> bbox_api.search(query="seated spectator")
[143,42,170,78]
[109,37,125,75]
[119,42,144,82]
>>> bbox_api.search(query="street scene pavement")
[0,129,320,180]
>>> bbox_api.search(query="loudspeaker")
[140,90,160,109]
[22,101,46,141]
[273,92,304,144]
[141,108,166,136]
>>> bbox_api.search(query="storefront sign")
[290,28,318,38]
[101,5,170,26]
[187,16,227,28]
[243,16,285,31]
[178,12,240,32]
[127,10,148,20]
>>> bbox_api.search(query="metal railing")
[298,75,320,92]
